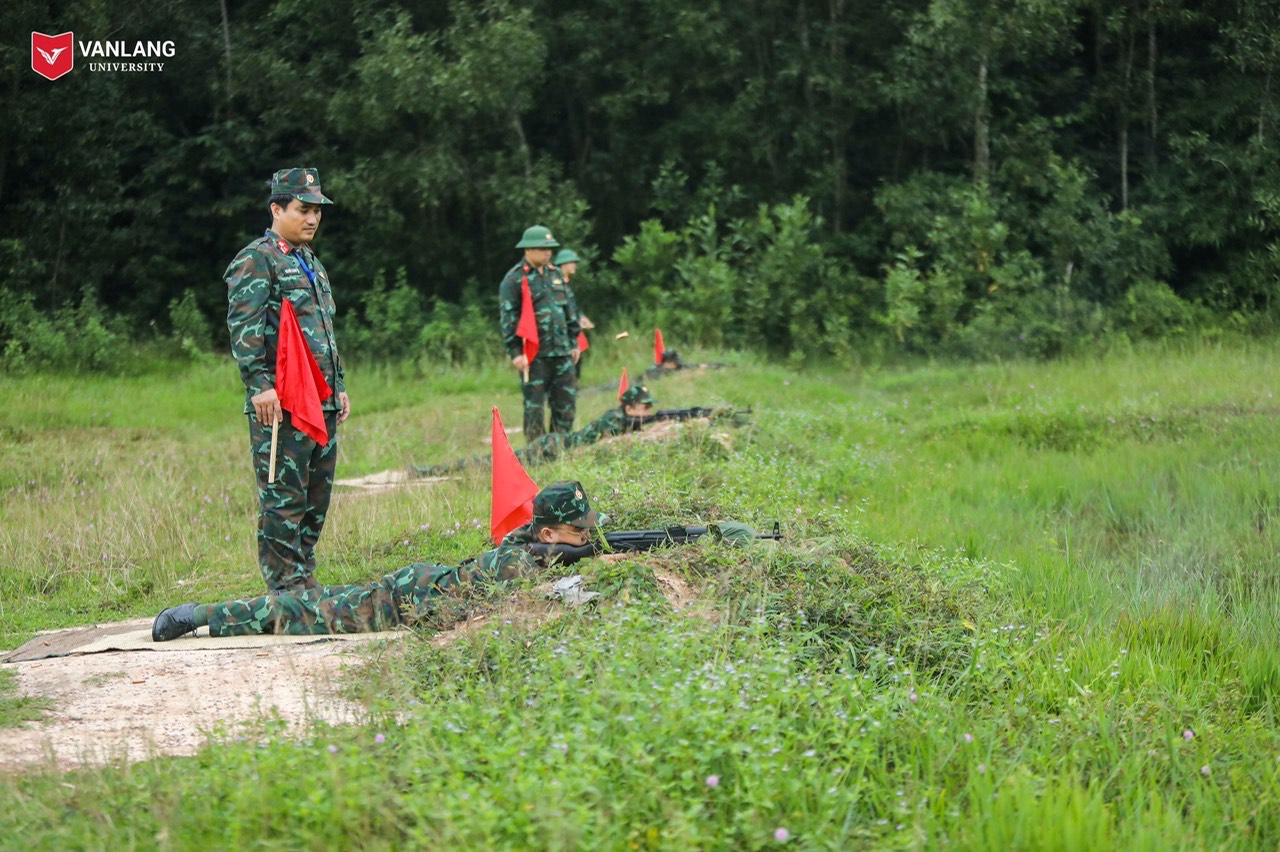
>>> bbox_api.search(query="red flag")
[617,366,629,402]
[276,298,333,445]
[517,271,540,365]
[654,328,665,365]
[577,330,590,352]
[490,407,539,543]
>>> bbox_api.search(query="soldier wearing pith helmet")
[224,167,350,593]
[499,225,582,443]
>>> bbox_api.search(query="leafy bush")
[0,287,130,373]
[167,289,214,357]
[345,267,428,360]
[610,196,866,362]
[1116,280,1196,339]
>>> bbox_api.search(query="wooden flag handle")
[523,367,529,383]
[268,417,280,483]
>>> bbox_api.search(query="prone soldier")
[411,385,660,477]
[151,480,604,640]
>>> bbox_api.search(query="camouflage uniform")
[411,408,632,477]
[499,227,581,441]
[207,543,537,636]
[225,167,344,593]
[198,481,598,637]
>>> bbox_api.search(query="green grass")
[2,340,1280,846]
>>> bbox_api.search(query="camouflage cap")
[620,385,657,407]
[553,248,582,265]
[661,349,683,366]
[269,167,334,205]
[515,225,560,249]
[533,480,602,529]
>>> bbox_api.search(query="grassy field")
[2,340,1279,847]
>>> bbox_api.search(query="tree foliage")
[2,0,1277,366]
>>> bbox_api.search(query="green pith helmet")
[620,385,657,407]
[532,480,604,529]
[553,248,582,265]
[515,225,560,249]
[269,167,333,205]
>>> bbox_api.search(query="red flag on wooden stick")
[617,366,629,402]
[654,328,665,365]
[490,407,539,543]
[517,271,540,366]
[276,298,332,445]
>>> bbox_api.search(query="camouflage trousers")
[248,409,339,593]
[207,558,510,636]
[522,354,577,442]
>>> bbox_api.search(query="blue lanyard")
[293,251,316,285]
[266,231,316,285]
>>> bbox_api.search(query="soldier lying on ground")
[412,385,657,477]
[152,481,768,641]
[151,481,604,641]
[643,349,729,379]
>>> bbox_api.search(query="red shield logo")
[32,32,74,81]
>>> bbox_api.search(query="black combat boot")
[152,603,199,642]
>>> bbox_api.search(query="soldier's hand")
[579,315,595,331]
[337,391,351,425]
[571,348,581,365]
[512,354,529,372]
[251,388,282,425]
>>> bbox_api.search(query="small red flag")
[654,328,665,365]
[490,407,539,543]
[616,366,629,402]
[517,273,540,365]
[276,298,332,445]
[577,330,590,352]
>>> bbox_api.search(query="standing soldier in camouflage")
[499,226,581,442]
[554,248,594,379]
[224,167,350,593]
[150,481,601,640]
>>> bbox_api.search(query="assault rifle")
[525,522,782,566]
[624,406,751,430]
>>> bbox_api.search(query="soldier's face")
[272,199,323,244]
[539,524,591,545]
[524,248,553,269]
[561,261,577,277]
[624,402,654,417]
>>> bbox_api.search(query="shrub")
[0,287,129,373]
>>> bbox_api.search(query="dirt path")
[0,572,699,774]
[0,631,387,773]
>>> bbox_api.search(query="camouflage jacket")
[225,229,345,414]
[497,524,542,549]
[498,261,581,359]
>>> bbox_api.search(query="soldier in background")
[499,226,581,441]
[554,248,594,378]
[224,168,350,592]
[411,385,659,477]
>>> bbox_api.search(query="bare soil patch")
[0,572,701,774]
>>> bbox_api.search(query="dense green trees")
[1,0,1276,367]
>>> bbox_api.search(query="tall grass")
[2,339,1279,846]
